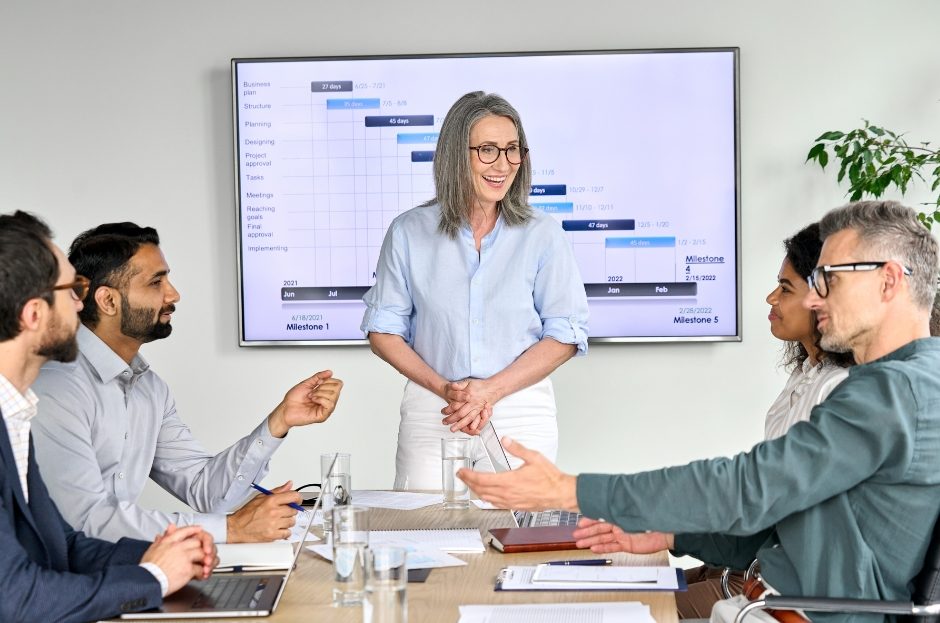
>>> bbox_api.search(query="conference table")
[141,502,678,622]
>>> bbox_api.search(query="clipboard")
[495,565,688,592]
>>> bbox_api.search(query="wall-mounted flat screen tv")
[232,48,740,345]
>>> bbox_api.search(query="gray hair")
[422,91,532,238]
[819,200,939,309]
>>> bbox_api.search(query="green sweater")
[577,338,940,623]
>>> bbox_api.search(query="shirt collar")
[0,372,39,423]
[460,212,505,249]
[78,324,150,384]
[800,357,824,376]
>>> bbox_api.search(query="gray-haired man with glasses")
[462,200,940,623]
[808,261,913,299]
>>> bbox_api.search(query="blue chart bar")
[606,236,676,248]
[365,115,434,127]
[533,202,574,214]
[397,133,439,144]
[530,184,567,196]
[411,151,434,162]
[326,98,381,110]
[562,219,635,232]
[311,81,352,93]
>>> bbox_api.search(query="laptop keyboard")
[192,576,270,610]
[521,509,583,527]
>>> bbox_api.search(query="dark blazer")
[1,408,162,623]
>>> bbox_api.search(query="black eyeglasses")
[807,262,912,298]
[50,275,91,301]
[468,144,528,165]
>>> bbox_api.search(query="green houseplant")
[805,120,940,229]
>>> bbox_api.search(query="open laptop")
[121,454,339,619]
[478,422,582,528]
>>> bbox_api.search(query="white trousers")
[393,378,559,490]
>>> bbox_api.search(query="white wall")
[2,1,939,511]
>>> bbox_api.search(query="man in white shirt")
[32,221,343,544]
[0,210,217,623]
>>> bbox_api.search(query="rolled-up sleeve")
[361,222,413,340]
[534,225,589,354]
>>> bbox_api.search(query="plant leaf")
[806,143,826,162]
[815,131,845,141]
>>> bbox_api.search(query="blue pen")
[544,559,612,566]
[250,482,306,513]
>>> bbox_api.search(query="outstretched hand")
[268,370,344,438]
[572,518,674,554]
[458,437,579,511]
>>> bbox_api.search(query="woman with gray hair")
[361,91,589,489]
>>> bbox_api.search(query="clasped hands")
[141,524,218,594]
[440,378,495,435]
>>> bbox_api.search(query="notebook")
[120,454,339,619]
[479,422,583,528]
[487,526,578,553]
[215,541,296,572]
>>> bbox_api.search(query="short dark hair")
[0,211,58,341]
[68,222,160,327]
[780,222,855,369]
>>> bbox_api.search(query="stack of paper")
[368,529,485,553]
[350,490,442,510]
[285,512,320,543]
[458,602,655,622]
[495,565,682,591]
[307,528,485,570]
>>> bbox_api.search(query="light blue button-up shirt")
[362,204,589,381]
[31,325,283,543]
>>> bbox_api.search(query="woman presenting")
[361,91,589,489]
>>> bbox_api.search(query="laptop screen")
[478,422,528,527]
[480,422,513,473]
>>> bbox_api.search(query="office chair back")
[907,511,940,623]
[736,512,940,622]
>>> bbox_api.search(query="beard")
[37,310,79,362]
[819,333,853,353]
[819,318,865,354]
[120,296,174,343]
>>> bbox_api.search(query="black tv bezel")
[232,47,741,346]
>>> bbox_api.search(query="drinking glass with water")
[441,437,471,510]
[332,504,369,606]
[321,452,351,533]
[364,546,407,623]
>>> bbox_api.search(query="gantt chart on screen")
[234,52,738,343]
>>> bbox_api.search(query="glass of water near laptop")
[363,546,408,623]
[332,504,370,607]
[321,452,351,533]
[441,437,471,510]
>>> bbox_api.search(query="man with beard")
[31,222,344,544]
[0,211,217,623]
[461,201,940,623]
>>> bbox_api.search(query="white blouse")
[763,358,850,440]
